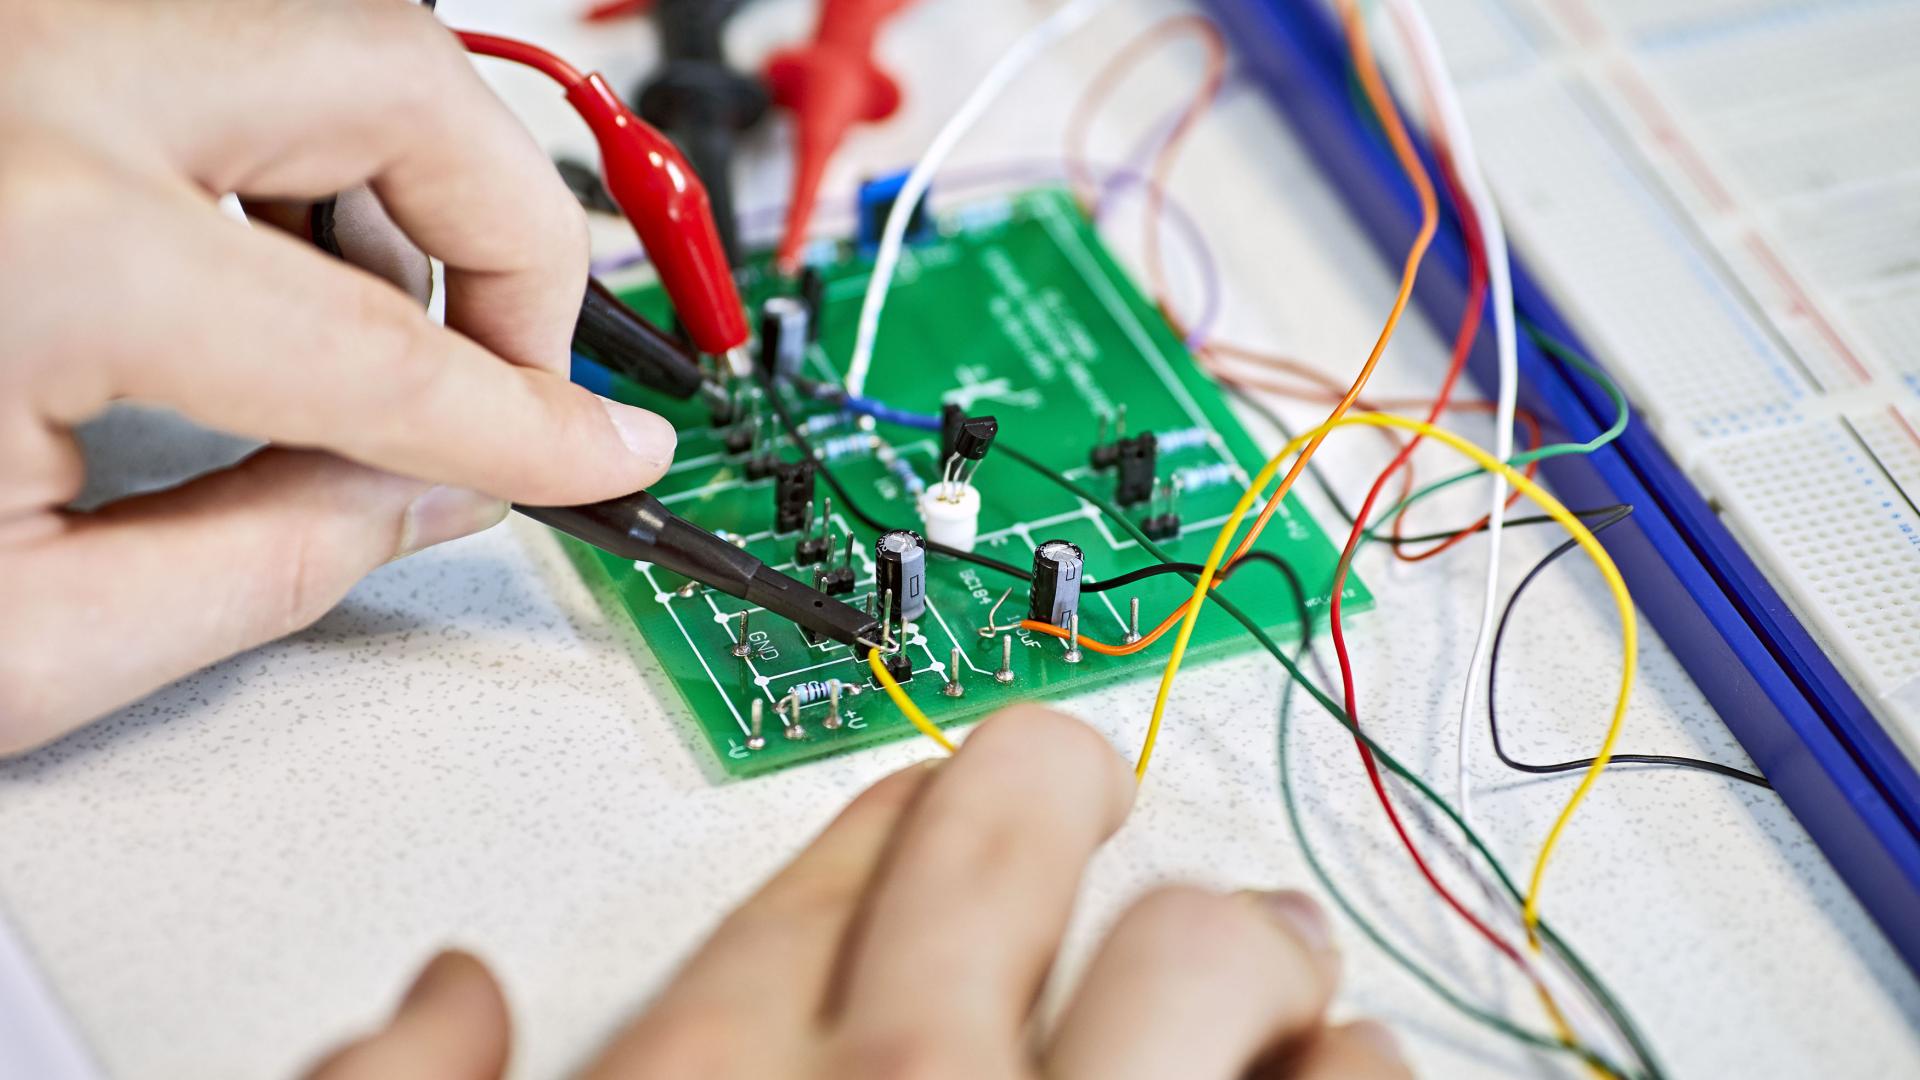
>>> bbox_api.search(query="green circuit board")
[564,187,1369,778]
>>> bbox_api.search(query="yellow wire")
[868,647,957,754]
[1142,412,1636,938]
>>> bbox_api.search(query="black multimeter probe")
[516,493,881,649]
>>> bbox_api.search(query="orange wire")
[1055,7,1590,1052]
[1208,0,1437,573]
[1029,1,1439,656]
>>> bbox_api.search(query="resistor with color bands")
[788,679,845,707]
[1155,427,1212,454]
[1174,461,1240,492]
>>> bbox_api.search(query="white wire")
[1381,0,1515,834]
[1377,2,1638,1069]
[1368,8,1635,1064]
[843,0,1116,398]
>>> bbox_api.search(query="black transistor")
[1141,512,1182,540]
[814,532,856,597]
[1113,434,1158,507]
[773,460,818,533]
[939,403,967,464]
[724,413,756,456]
[938,410,998,488]
[1140,477,1183,540]
[794,499,835,566]
[736,409,779,479]
[882,649,914,683]
[1088,403,1130,470]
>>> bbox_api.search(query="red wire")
[1327,120,1534,966]
[1071,12,1539,974]
[456,31,587,89]
[1388,417,1542,561]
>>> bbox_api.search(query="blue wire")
[841,393,942,431]
[569,352,615,398]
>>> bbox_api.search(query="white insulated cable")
[1383,0,1517,833]
[844,0,1116,398]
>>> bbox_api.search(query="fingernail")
[1244,889,1335,957]
[601,399,677,472]
[1346,1020,1406,1063]
[397,485,507,559]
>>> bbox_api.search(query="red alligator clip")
[765,0,915,274]
[458,31,749,364]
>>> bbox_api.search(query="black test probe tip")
[516,493,880,648]
[635,0,768,264]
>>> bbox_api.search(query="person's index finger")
[825,708,1132,1051]
[81,180,669,506]
[116,0,587,373]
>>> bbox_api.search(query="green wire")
[1226,325,1653,1072]
[997,442,1660,1078]
[1355,325,1632,546]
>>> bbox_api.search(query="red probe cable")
[765,0,915,274]
[581,0,656,23]
[458,30,750,365]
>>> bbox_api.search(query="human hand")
[309,709,1411,1079]
[0,0,678,750]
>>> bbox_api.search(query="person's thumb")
[304,950,511,1080]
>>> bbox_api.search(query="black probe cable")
[1487,507,1772,790]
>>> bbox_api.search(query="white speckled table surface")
[3,1,1917,1077]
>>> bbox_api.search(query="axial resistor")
[874,441,926,495]
[801,410,853,435]
[789,679,846,707]
[819,432,877,461]
[1174,461,1239,492]
[1156,426,1211,454]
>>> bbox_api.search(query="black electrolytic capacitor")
[757,297,809,379]
[874,529,928,621]
[1027,539,1085,627]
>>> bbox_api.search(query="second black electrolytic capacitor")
[1027,539,1085,627]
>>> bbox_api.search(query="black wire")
[1224,382,1364,525]
[999,442,1662,1077]
[1224,382,1639,547]
[1086,551,1312,642]
[759,373,1034,582]
[1488,507,1772,790]
[1392,505,1631,544]
[1084,549,1293,594]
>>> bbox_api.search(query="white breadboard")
[1395,0,1920,758]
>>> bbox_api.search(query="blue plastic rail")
[1202,0,1920,970]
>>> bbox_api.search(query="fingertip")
[964,705,1135,829]
[1241,890,1337,967]
[398,949,506,1021]
[1340,1020,1406,1067]
[306,949,509,1080]
[598,398,677,481]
